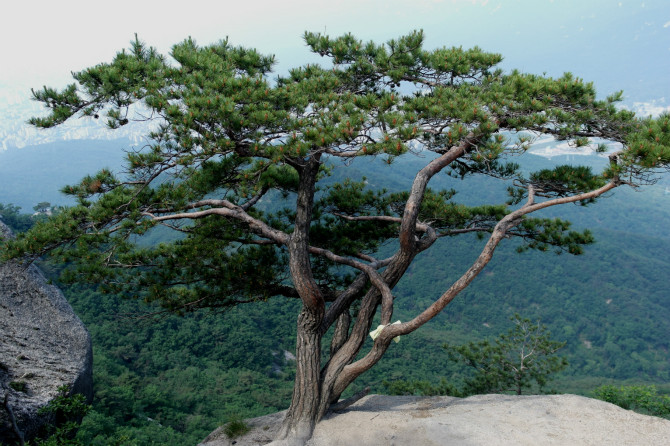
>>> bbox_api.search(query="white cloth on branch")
[369,320,402,343]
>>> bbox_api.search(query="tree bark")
[273,307,325,445]
[271,148,620,445]
[274,156,331,445]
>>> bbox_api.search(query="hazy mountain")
[0,139,127,211]
[0,87,152,151]
[1,0,669,152]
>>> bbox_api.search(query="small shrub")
[223,416,250,439]
[10,381,27,392]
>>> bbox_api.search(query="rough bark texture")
[274,308,324,445]
[275,157,328,445]
[0,220,93,443]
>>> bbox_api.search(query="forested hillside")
[1,141,669,444]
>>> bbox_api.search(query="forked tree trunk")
[273,157,331,445]
[271,299,396,445]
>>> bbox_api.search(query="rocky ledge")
[0,220,93,443]
[201,393,670,446]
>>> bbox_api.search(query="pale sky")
[1,0,669,104]
[1,0,668,208]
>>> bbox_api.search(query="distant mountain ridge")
[1,85,668,152]
[0,89,152,151]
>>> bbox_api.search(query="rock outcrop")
[200,394,670,446]
[0,220,93,443]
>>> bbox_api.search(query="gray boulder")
[0,220,93,443]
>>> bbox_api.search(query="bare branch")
[329,386,370,413]
[333,213,430,233]
[308,245,394,324]
[142,202,289,246]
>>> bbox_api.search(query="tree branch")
[335,178,621,390]
[329,386,370,413]
[398,134,479,251]
[333,213,430,233]
[142,201,289,246]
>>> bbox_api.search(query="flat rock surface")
[0,220,93,442]
[201,394,670,446]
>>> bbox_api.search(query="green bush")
[35,385,91,445]
[384,315,567,397]
[593,385,670,419]
[383,378,457,397]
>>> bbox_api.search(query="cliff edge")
[201,393,670,446]
[0,220,93,443]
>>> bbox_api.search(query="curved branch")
[334,178,620,391]
[142,202,289,245]
[146,195,402,300]
[438,227,491,237]
[333,213,430,233]
[324,148,362,158]
[397,178,617,336]
[320,254,395,334]
[309,246,394,325]
[398,133,479,251]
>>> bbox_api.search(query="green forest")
[1,142,669,445]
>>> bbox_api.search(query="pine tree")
[2,31,669,444]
